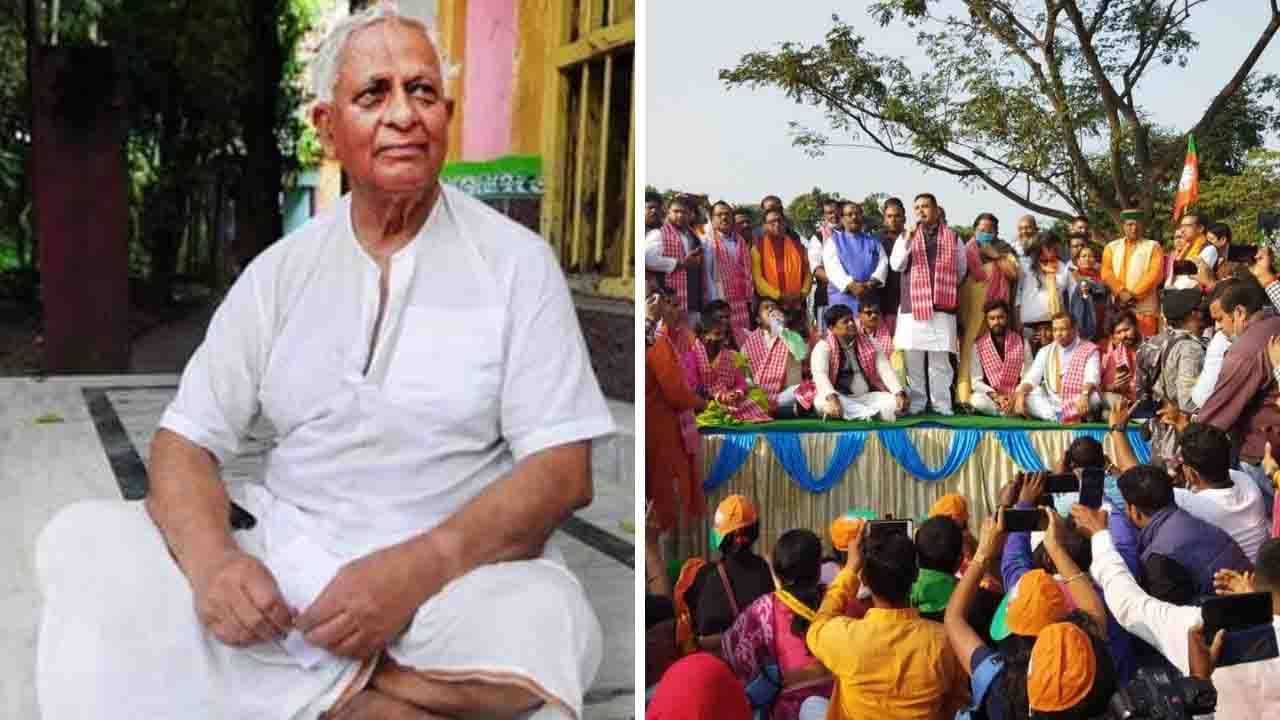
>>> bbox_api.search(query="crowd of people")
[645,190,1280,718]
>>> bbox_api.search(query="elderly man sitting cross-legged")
[1013,311,1101,423]
[35,8,612,720]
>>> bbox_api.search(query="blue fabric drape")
[703,432,758,492]
[995,430,1047,472]
[1127,430,1151,464]
[765,431,869,493]
[877,428,981,482]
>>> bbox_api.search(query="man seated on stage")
[1013,312,1101,423]
[810,304,908,422]
[968,299,1031,416]
[856,293,907,388]
[742,297,810,417]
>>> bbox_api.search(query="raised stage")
[689,414,1150,557]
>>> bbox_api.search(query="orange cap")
[828,515,866,551]
[1007,569,1068,637]
[928,493,969,527]
[1028,622,1097,711]
[711,495,759,548]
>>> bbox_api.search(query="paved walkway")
[1,375,635,719]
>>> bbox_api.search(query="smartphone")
[1228,244,1260,264]
[1003,508,1048,533]
[1217,623,1280,668]
[1043,473,1079,495]
[1078,468,1105,509]
[866,519,914,540]
[1202,592,1273,639]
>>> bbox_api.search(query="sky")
[645,0,1280,231]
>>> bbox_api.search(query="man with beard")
[810,304,908,421]
[703,201,754,341]
[808,199,838,332]
[645,191,664,233]
[824,201,887,316]
[1102,209,1165,337]
[956,212,1019,405]
[1013,312,1101,423]
[1196,278,1280,510]
[645,195,706,322]
[752,208,811,319]
[878,197,906,333]
[968,300,1031,416]
[890,193,968,416]
[1138,290,1206,467]
[1014,214,1039,261]
[1100,311,1141,412]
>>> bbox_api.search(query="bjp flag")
[1172,134,1199,221]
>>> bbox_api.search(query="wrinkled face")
[913,196,939,225]
[645,201,662,226]
[859,305,881,333]
[1017,217,1038,240]
[1123,219,1142,241]
[882,204,905,233]
[712,205,733,232]
[841,204,863,232]
[1052,316,1076,347]
[985,307,1008,336]
[667,203,689,228]
[830,313,856,339]
[734,213,752,235]
[312,20,453,198]
[1114,319,1138,348]
[823,204,839,226]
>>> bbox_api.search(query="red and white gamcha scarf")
[859,320,893,357]
[660,222,694,310]
[975,331,1025,395]
[909,224,960,321]
[690,340,771,423]
[708,227,754,334]
[741,328,792,398]
[1048,340,1099,423]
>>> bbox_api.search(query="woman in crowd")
[722,529,834,720]
[1017,232,1071,329]
[683,495,776,655]
[687,317,771,423]
[1067,244,1108,341]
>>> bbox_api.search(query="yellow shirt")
[806,569,968,720]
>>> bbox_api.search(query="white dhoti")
[1025,387,1101,423]
[827,391,898,422]
[35,497,602,720]
[969,385,1002,416]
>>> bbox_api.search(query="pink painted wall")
[461,0,516,160]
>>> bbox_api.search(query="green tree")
[1196,149,1280,246]
[787,187,844,239]
[720,0,1280,233]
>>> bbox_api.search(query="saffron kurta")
[1101,238,1165,337]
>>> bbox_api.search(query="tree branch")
[1185,5,1280,155]
[1087,0,1113,37]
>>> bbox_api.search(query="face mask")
[975,230,995,245]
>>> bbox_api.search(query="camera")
[1107,667,1215,719]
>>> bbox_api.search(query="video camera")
[1107,667,1216,719]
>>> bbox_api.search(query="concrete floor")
[0,375,636,719]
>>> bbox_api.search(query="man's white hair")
[310,4,458,104]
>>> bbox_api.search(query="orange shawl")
[761,235,805,294]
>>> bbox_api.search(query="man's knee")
[37,499,138,593]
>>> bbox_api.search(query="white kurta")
[36,187,614,719]
[810,337,901,421]
[968,336,1033,416]
[887,229,967,353]
[1016,262,1070,325]
[1021,338,1101,421]
[822,232,889,295]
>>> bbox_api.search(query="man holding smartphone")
[644,194,706,323]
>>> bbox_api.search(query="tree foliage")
[1197,149,1280,246]
[720,0,1280,236]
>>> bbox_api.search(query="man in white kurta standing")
[889,193,968,416]
[644,194,705,324]
[35,8,613,720]
[807,198,837,332]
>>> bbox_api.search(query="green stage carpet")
[699,413,1126,434]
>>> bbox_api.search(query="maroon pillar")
[33,45,129,373]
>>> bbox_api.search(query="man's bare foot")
[322,688,448,720]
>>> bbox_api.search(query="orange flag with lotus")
[1172,135,1199,222]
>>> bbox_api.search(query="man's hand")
[1013,392,1028,417]
[1188,623,1226,680]
[1156,401,1190,434]
[1018,471,1046,506]
[1251,246,1276,287]
[1042,507,1067,551]
[1117,289,1135,305]
[684,247,703,268]
[823,395,842,419]
[1263,441,1278,479]
[972,514,1004,567]
[1070,504,1109,538]
[191,548,294,648]
[895,392,909,414]
[296,543,436,659]
[1268,337,1280,372]
[849,281,866,298]
[998,475,1024,508]
[1108,397,1134,430]
[1214,568,1256,596]
[994,393,1012,414]
[845,520,867,575]
[1075,393,1090,418]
